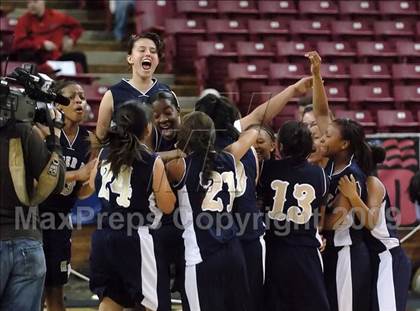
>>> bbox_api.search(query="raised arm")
[95,90,113,141]
[338,174,382,230]
[224,128,259,162]
[306,51,330,134]
[239,77,313,131]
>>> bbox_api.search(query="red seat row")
[135,1,420,33]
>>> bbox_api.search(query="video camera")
[0,63,70,128]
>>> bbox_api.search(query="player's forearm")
[347,195,378,230]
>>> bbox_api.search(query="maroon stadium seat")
[377,110,419,132]
[164,18,206,73]
[289,20,331,41]
[236,41,275,69]
[392,64,420,84]
[247,19,289,42]
[0,61,35,76]
[0,32,13,58]
[394,41,420,62]
[275,41,314,63]
[377,1,419,22]
[195,41,237,92]
[331,20,375,41]
[82,84,109,107]
[206,19,249,43]
[269,63,308,84]
[216,0,258,21]
[417,110,420,123]
[334,110,376,133]
[258,0,298,20]
[349,64,391,84]
[417,21,420,39]
[338,1,379,20]
[135,0,176,33]
[320,63,350,88]
[175,0,218,22]
[393,85,420,113]
[226,63,269,113]
[298,1,339,20]
[323,84,348,110]
[374,21,415,41]
[316,41,357,63]
[356,41,397,63]
[349,84,394,110]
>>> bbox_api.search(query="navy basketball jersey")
[260,158,328,247]
[215,134,265,241]
[324,156,367,247]
[109,78,171,118]
[364,183,400,253]
[40,126,90,213]
[152,126,177,152]
[95,146,162,228]
[174,151,239,265]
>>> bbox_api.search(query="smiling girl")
[95,32,173,141]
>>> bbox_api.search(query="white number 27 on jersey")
[98,162,133,208]
[269,180,316,224]
[200,171,236,212]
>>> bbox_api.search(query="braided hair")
[333,118,373,176]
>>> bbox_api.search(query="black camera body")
[0,63,69,128]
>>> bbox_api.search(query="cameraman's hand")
[35,108,63,138]
[43,40,57,51]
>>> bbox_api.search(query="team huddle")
[44,32,411,311]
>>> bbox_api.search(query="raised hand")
[305,51,322,78]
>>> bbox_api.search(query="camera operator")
[0,106,66,310]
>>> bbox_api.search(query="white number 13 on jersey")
[269,180,316,224]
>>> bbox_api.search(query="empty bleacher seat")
[356,41,397,62]
[226,63,268,112]
[334,110,376,132]
[338,1,379,19]
[349,63,391,83]
[393,85,420,112]
[0,16,17,34]
[331,20,375,41]
[316,41,357,63]
[377,110,419,132]
[206,19,249,42]
[135,0,176,33]
[176,0,218,22]
[323,84,348,109]
[258,0,298,20]
[377,1,419,22]
[195,41,237,91]
[164,18,206,73]
[247,19,289,42]
[289,20,331,41]
[320,63,350,87]
[349,84,394,110]
[269,63,307,84]
[82,84,109,107]
[217,0,259,20]
[275,41,314,62]
[374,21,415,41]
[392,64,420,84]
[298,1,339,20]
[394,40,420,62]
[236,41,275,69]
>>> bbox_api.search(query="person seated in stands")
[12,0,88,73]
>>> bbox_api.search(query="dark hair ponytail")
[278,120,313,162]
[102,100,151,176]
[195,94,240,143]
[177,111,216,184]
[333,118,372,175]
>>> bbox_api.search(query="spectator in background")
[12,0,88,72]
[109,0,135,42]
